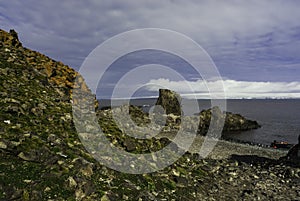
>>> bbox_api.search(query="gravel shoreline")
[157,132,288,160]
[155,133,300,200]
[201,137,288,160]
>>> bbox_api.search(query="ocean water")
[222,99,300,146]
[99,99,300,146]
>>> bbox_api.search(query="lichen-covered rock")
[0,29,98,109]
[156,89,182,116]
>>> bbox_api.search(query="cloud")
[145,78,300,99]
[0,0,300,84]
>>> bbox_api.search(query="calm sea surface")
[99,99,300,146]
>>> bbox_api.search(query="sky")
[1,0,300,99]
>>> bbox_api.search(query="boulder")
[285,135,300,163]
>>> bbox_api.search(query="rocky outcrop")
[0,29,98,109]
[0,29,22,48]
[156,89,182,115]
[198,107,261,135]
[155,89,261,135]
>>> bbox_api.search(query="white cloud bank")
[145,78,300,99]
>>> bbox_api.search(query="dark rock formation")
[223,112,261,131]
[0,29,22,47]
[156,89,182,115]
[197,107,260,135]
[155,89,261,135]
[284,134,300,164]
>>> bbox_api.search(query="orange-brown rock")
[0,29,98,109]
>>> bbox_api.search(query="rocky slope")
[0,29,299,201]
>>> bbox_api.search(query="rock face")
[156,89,182,115]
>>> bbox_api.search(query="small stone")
[75,188,85,200]
[67,142,74,148]
[18,152,30,161]
[11,141,21,146]
[100,194,110,201]
[0,141,7,149]
[67,176,77,188]
[4,120,11,124]
[80,164,93,177]
[23,179,32,183]
[44,187,51,192]
[172,169,180,177]
[57,160,64,165]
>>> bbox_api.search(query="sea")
[99,99,300,146]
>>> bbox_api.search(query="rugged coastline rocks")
[197,107,261,135]
[131,88,261,135]
[0,29,299,200]
[155,89,182,116]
